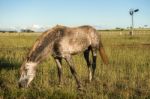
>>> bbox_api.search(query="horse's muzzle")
[18,81,27,88]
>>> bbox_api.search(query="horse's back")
[52,25,99,57]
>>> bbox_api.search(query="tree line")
[0,29,35,33]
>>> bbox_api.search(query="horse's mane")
[27,25,67,62]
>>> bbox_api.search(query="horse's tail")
[99,41,109,65]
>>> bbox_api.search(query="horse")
[18,25,109,89]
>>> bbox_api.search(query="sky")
[0,0,150,30]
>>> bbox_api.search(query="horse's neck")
[28,30,59,62]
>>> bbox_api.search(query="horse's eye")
[25,66,29,71]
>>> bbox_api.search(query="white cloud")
[31,24,41,29]
[27,24,50,32]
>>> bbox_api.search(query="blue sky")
[0,0,150,30]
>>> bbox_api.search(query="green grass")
[0,32,150,99]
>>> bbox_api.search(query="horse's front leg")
[65,55,82,89]
[54,58,62,86]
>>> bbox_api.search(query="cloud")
[31,24,41,29]
[28,24,50,32]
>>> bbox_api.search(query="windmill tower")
[129,9,139,36]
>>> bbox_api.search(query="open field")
[0,31,150,99]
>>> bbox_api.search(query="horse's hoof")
[58,84,63,88]
[78,87,85,92]
[88,79,92,83]
[77,85,85,92]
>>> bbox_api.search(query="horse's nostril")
[18,80,28,88]
[18,82,22,88]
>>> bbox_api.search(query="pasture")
[0,30,150,99]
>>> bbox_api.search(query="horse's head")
[18,61,37,88]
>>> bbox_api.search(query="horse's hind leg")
[65,55,82,89]
[91,47,97,80]
[84,49,92,82]
[54,57,62,86]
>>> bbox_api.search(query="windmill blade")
[134,9,139,12]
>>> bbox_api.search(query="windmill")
[129,9,139,36]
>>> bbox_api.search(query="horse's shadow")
[0,58,20,71]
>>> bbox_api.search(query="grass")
[0,31,150,99]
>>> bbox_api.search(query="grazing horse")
[18,25,108,89]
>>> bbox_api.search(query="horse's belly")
[62,44,87,54]
[60,37,91,55]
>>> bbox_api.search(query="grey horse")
[18,25,109,89]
